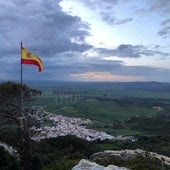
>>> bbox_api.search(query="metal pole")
[21,42,23,87]
[20,42,23,117]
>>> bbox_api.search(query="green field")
[32,82,170,136]
[33,95,157,121]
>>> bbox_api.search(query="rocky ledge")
[90,149,170,166]
[72,149,170,170]
[72,159,130,170]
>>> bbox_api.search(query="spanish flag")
[21,47,43,72]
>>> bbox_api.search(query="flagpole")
[21,42,23,87]
[20,41,23,117]
[20,43,32,170]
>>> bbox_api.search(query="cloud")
[114,18,133,25]
[0,0,92,56]
[45,55,124,75]
[95,44,169,58]
[134,1,170,39]
[78,0,118,10]
[158,19,170,38]
[161,19,170,25]
[42,47,170,82]
[100,11,133,25]
[70,72,143,82]
[158,26,170,37]
[69,63,170,82]
[116,44,144,58]
[0,0,95,81]
[78,0,133,26]
[149,0,170,13]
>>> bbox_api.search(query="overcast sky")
[0,0,170,82]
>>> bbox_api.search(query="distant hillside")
[22,80,170,93]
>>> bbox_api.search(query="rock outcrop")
[0,141,20,159]
[90,149,170,166]
[72,159,130,170]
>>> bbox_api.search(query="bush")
[32,153,43,170]
[0,147,10,168]
[126,153,166,170]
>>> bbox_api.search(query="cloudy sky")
[0,0,170,82]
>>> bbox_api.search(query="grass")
[33,95,158,124]
[33,95,157,133]
[32,84,170,136]
[53,99,157,123]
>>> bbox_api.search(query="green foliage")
[42,159,78,170]
[32,153,43,170]
[0,147,10,168]
[96,136,170,157]
[126,116,170,136]
[126,153,166,170]
[31,136,100,169]
[0,81,42,170]
[8,161,21,170]
[0,146,20,170]
[1,135,170,170]
[33,135,99,158]
[94,151,168,170]
[0,81,41,126]
[95,156,124,167]
[0,81,40,100]
[0,121,18,146]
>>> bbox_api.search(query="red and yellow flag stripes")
[21,47,43,72]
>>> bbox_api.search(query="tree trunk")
[18,118,32,170]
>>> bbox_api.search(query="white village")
[30,109,135,142]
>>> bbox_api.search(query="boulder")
[90,149,170,166]
[72,159,130,170]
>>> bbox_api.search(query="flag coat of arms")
[21,47,43,72]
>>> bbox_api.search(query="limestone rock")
[0,141,20,159]
[90,149,170,166]
[72,159,130,170]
